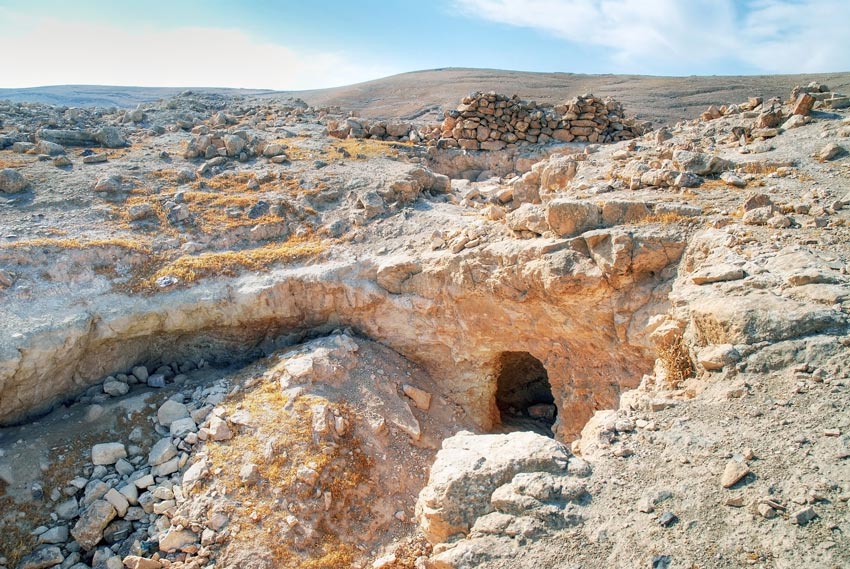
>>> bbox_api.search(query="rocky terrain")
[0,74,849,569]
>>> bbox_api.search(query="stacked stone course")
[436,91,647,151]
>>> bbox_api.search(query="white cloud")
[0,11,396,90]
[454,0,850,74]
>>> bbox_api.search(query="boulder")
[91,443,126,465]
[545,199,600,238]
[415,431,572,544]
[223,134,246,157]
[93,127,127,148]
[93,175,123,193]
[71,500,116,549]
[0,168,29,193]
[673,150,733,175]
[157,399,189,427]
[158,528,196,553]
[15,545,64,569]
[33,140,66,156]
[506,203,549,235]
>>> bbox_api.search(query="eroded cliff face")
[0,225,684,440]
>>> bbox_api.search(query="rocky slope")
[0,77,849,569]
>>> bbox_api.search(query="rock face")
[0,226,683,439]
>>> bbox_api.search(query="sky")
[0,0,848,90]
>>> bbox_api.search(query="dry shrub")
[657,336,695,388]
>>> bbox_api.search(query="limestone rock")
[94,127,127,148]
[0,168,29,193]
[416,431,572,544]
[720,459,750,488]
[698,344,740,371]
[506,203,549,235]
[402,384,432,410]
[15,546,64,569]
[158,528,197,552]
[376,257,421,294]
[546,199,600,238]
[148,438,177,466]
[104,488,129,517]
[792,93,816,116]
[673,150,733,175]
[91,443,127,465]
[815,142,845,162]
[157,399,189,427]
[223,134,246,157]
[691,265,745,285]
[71,499,116,549]
[122,556,163,569]
[33,140,65,156]
[93,175,122,193]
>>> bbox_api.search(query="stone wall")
[436,91,648,150]
[323,91,648,150]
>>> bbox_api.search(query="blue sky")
[0,0,848,89]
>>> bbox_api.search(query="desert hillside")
[0,71,849,569]
[4,68,850,126]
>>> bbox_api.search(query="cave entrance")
[494,351,556,437]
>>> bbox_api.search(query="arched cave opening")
[494,351,557,437]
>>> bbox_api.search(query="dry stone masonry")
[322,91,648,150]
[436,91,648,150]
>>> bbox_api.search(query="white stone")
[91,443,127,466]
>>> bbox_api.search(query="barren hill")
[3,68,850,127]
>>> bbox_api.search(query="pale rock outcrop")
[0,228,685,439]
[416,431,576,544]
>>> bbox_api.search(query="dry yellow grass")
[145,235,326,288]
[699,178,741,191]
[330,137,412,161]
[0,155,31,169]
[194,172,255,192]
[286,136,409,163]
[1,237,151,253]
[635,211,692,225]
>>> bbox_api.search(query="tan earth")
[0,70,849,569]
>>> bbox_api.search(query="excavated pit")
[0,223,687,441]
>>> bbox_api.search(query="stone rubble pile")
[9,372,235,569]
[325,117,421,143]
[697,81,848,130]
[436,91,648,151]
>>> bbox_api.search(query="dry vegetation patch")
[202,380,369,567]
[1,237,151,254]
[139,235,327,291]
